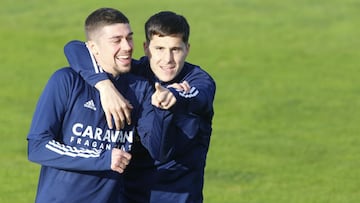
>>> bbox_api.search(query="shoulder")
[51,67,78,79]
[184,62,210,75]
[183,62,215,83]
[48,67,84,88]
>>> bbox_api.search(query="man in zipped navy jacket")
[27,8,174,203]
[64,11,216,203]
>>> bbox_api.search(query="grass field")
[1,0,360,202]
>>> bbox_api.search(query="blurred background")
[1,0,359,202]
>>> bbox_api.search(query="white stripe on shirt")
[86,44,103,74]
[46,140,101,158]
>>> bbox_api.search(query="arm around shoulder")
[64,40,109,86]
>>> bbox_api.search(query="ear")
[186,43,190,54]
[143,41,150,56]
[87,40,99,55]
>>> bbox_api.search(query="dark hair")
[145,11,190,44]
[85,8,129,40]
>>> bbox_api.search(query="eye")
[172,47,181,53]
[112,39,121,44]
[127,36,133,41]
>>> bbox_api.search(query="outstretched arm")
[64,40,133,130]
[158,67,216,156]
[135,82,175,162]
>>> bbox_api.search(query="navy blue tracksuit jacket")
[27,67,172,203]
[64,40,216,203]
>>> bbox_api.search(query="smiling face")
[144,34,189,82]
[87,23,134,76]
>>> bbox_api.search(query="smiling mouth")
[160,65,176,70]
[116,55,131,64]
[117,55,131,60]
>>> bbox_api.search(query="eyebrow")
[109,32,134,40]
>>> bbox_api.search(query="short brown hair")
[85,8,129,40]
[145,11,190,44]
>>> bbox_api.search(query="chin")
[160,76,175,82]
[119,67,131,73]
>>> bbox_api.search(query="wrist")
[95,79,114,92]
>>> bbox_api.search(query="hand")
[95,80,133,130]
[151,82,177,109]
[111,148,132,174]
[167,81,191,92]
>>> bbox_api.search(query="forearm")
[137,108,174,162]
[64,40,109,86]
[28,138,111,171]
[169,82,215,115]
[95,79,115,92]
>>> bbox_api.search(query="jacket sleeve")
[27,69,111,171]
[135,83,174,163]
[169,67,216,120]
[64,40,109,87]
[165,68,216,154]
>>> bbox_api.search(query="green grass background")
[1,0,360,202]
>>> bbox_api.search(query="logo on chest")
[84,99,97,111]
[69,123,133,151]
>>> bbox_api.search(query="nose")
[163,50,174,63]
[121,39,132,51]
